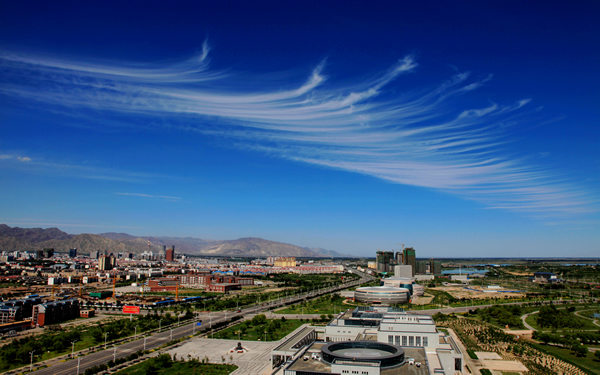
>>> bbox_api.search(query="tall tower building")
[166,246,175,262]
[395,251,403,265]
[376,251,395,272]
[403,247,416,276]
[99,255,115,271]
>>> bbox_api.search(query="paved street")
[23,278,368,375]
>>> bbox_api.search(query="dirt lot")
[433,286,525,300]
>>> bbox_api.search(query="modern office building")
[381,277,425,297]
[354,286,410,305]
[68,248,77,258]
[402,248,416,276]
[430,260,442,275]
[278,307,464,375]
[89,250,99,259]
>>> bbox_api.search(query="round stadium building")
[321,341,405,368]
[354,286,410,305]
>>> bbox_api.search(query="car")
[415,362,421,368]
[407,358,415,365]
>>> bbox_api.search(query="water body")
[442,268,487,275]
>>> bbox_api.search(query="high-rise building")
[43,248,55,258]
[376,251,395,272]
[394,265,412,278]
[99,255,115,271]
[416,260,428,274]
[166,246,175,262]
[395,251,403,265]
[89,250,99,259]
[403,247,416,276]
[430,260,441,275]
[69,248,77,258]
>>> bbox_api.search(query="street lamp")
[71,340,77,359]
[159,319,162,333]
[170,328,173,341]
[77,356,81,375]
[134,326,138,339]
[29,350,35,372]
[113,345,117,362]
[104,332,108,349]
[144,337,147,351]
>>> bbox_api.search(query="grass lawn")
[114,357,237,375]
[525,312,598,332]
[211,318,304,342]
[529,342,600,374]
[275,295,346,315]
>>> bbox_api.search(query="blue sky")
[1,1,599,257]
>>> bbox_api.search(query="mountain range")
[0,224,350,258]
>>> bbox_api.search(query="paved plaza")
[165,338,277,375]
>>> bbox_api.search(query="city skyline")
[0,1,599,257]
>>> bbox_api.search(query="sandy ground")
[481,359,528,372]
[411,294,434,305]
[433,286,525,300]
[475,352,503,360]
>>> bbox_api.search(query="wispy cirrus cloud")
[0,150,167,183]
[0,154,33,162]
[0,45,595,217]
[115,193,181,200]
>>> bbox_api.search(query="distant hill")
[0,224,352,257]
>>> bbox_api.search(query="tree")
[575,345,588,357]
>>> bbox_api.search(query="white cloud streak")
[0,47,595,217]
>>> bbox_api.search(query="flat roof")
[286,343,429,375]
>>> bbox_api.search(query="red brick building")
[33,299,80,327]
[206,283,242,293]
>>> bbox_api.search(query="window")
[409,336,414,346]
[402,336,407,346]
[416,337,421,346]
[395,335,401,345]
[388,335,393,344]
[455,358,462,371]
[423,337,428,347]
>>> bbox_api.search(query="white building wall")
[394,265,413,278]
[332,362,380,375]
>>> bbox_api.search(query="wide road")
[31,275,370,375]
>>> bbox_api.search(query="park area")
[0,312,184,372]
[211,314,303,341]
[275,293,348,315]
[114,353,237,375]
